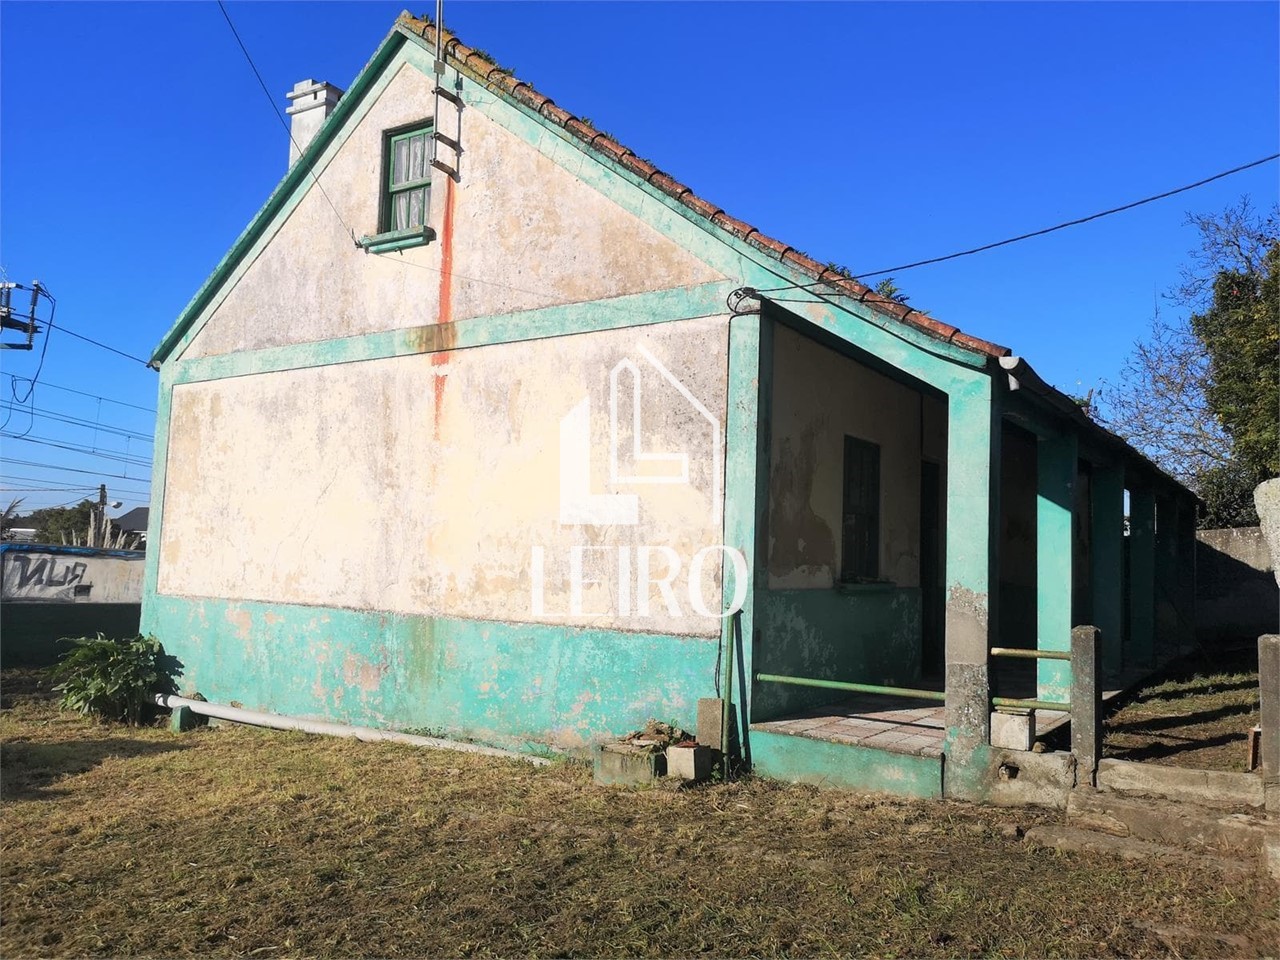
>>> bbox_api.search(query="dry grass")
[2,668,1277,958]
[1104,642,1262,771]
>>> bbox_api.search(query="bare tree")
[1102,305,1232,487]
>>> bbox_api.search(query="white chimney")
[285,79,344,166]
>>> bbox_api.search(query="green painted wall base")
[0,602,142,667]
[749,728,943,799]
[143,595,719,757]
[753,586,922,721]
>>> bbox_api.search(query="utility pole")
[95,484,107,549]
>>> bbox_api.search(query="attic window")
[386,125,432,231]
[357,122,436,254]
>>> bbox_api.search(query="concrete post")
[1127,485,1156,671]
[1036,431,1077,702]
[1071,625,1102,788]
[1175,498,1197,654]
[1259,634,1280,816]
[1154,494,1179,665]
[943,379,999,765]
[1090,465,1125,682]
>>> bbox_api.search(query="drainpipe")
[154,693,550,766]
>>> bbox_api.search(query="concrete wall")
[767,324,924,589]
[184,62,722,360]
[1,546,143,604]
[754,326,927,716]
[1196,526,1278,641]
[161,316,730,638]
[1,546,144,667]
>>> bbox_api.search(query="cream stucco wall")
[184,61,723,359]
[767,325,926,590]
[161,316,730,637]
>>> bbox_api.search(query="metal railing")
[754,673,946,702]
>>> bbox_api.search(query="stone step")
[1067,789,1274,858]
[1024,825,1257,877]
[1096,758,1265,810]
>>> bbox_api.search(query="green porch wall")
[141,595,717,756]
[1127,486,1155,670]
[1035,430,1076,702]
[752,587,922,721]
[1089,464,1125,681]
[749,728,942,799]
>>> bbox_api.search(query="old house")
[143,13,1198,801]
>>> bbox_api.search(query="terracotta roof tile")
[401,14,1010,361]
[619,154,659,181]
[680,194,722,220]
[540,101,572,125]
[648,172,690,199]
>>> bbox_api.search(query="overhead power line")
[0,402,155,444]
[1,472,149,493]
[1,372,155,413]
[757,153,1280,293]
[0,434,152,468]
[43,319,151,366]
[215,0,360,248]
[0,458,153,484]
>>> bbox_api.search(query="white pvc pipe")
[155,693,551,766]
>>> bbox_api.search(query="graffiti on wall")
[2,554,92,602]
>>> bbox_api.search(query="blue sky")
[2,1,1277,513]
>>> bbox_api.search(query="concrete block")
[169,705,198,732]
[593,743,665,787]
[666,743,716,781]
[985,748,1075,810]
[1097,758,1265,809]
[696,698,724,750]
[990,709,1035,751]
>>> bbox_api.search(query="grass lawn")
[1104,642,1262,771]
[2,668,1276,958]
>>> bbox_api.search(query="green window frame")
[383,124,433,233]
[840,435,881,582]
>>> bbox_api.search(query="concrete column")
[1260,634,1279,816]
[1127,485,1156,671]
[1174,498,1198,654]
[1154,494,1179,665]
[1090,464,1125,682]
[1071,625,1102,787]
[722,310,772,767]
[943,378,999,759]
[1036,430,1077,702]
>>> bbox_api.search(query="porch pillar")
[722,309,773,767]
[1089,464,1125,683]
[1154,494,1178,665]
[1036,430,1077,702]
[1127,483,1156,671]
[1175,496,1197,654]
[943,377,999,761]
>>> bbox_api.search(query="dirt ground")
[2,667,1277,958]
[1103,642,1262,771]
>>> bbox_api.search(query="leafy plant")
[52,634,173,724]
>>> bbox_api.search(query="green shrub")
[51,634,171,724]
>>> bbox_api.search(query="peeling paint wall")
[161,316,730,637]
[768,324,924,589]
[184,62,723,360]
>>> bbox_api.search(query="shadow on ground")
[1,738,190,801]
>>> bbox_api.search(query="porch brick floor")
[751,691,1070,759]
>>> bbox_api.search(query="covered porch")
[723,301,1199,801]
